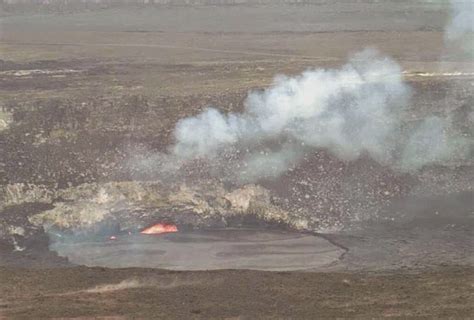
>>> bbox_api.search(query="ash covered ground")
[0,0,473,318]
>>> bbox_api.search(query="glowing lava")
[140,223,178,235]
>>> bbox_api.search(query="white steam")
[444,0,474,57]
[174,50,408,164]
[170,49,410,181]
[445,0,474,41]
[142,49,470,183]
[400,117,449,170]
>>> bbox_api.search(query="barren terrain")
[0,1,473,318]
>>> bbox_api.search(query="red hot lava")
[140,223,178,235]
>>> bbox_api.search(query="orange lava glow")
[140,223,178,235]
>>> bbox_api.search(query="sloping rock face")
[26,181,317,232]
[0,147,418,246]
[1,150,472,253]
[0,202,53,252]
[0,181,310,250]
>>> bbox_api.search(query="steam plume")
[171,49,407,180]
[173,50,410,176]
[143,49,471,182]
[445,0,474,41]
[444,0,474,58]
[174,50,408,164]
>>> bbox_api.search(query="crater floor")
[51,229,345,271]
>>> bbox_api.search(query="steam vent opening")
[140,222,178,235]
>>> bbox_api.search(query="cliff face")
[0,180,314,251]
